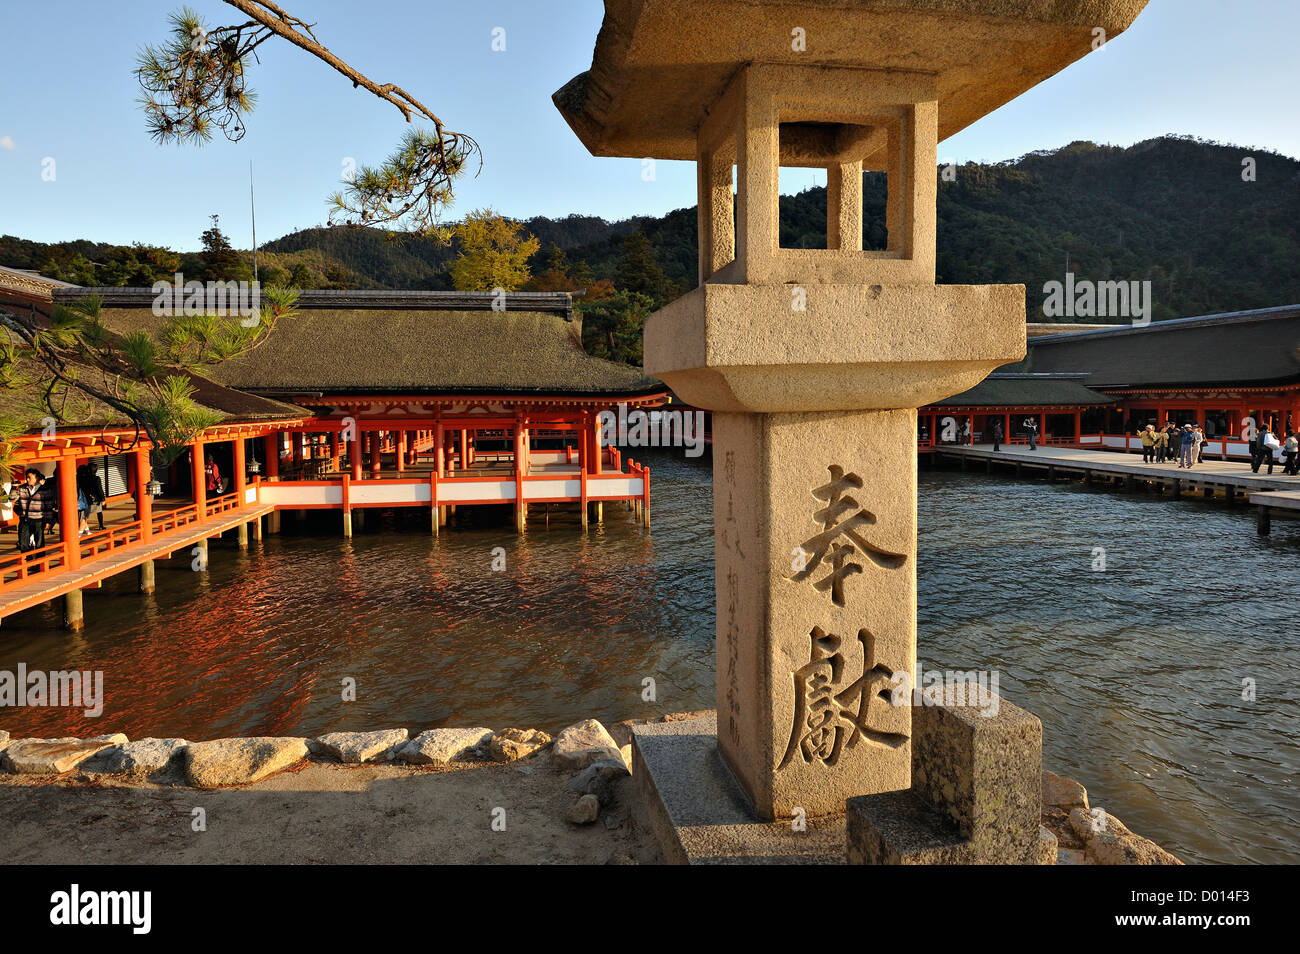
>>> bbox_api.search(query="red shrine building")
[921,305,1300,455]
[4,258,1297,631]
[1,278,666,629]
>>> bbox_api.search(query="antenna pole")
[249,160,259,284]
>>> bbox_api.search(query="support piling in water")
[138,560,155,595]
[63,590,84,631]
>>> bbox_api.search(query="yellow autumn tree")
[449,209,541,291]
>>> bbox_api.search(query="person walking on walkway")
[14,469,46,552]
[1140,425,1155,463]
[1194,425,1207,464]
[1284,430,1298,476]
[1025,417,1039,451]
[1178,424,1195,469]
[991,419,1003,452]
[1252,424,1273,474]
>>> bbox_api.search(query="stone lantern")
[557,0,1148,862]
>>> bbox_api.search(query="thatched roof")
[1021,305,1300,389]
[933,373,1115,408]
[63,289,665,398]
[0,354,304,433]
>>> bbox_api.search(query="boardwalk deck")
[935,444,1300,495]
[0,502,273,621]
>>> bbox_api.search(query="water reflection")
[1,455,1295,862]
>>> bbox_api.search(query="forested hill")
[263,136,1300,320]
[7,137,1299,322]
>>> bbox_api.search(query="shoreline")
[0,712,1181,865]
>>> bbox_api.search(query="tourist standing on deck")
[1140,425,1156,463]
[40,470,59,537]
[1194,425,1207,464]
[14,469,46,552]
[1024,417,1038,450]
[1283,431,1298,476]
[1178,424,1195,469]
[77,464,106,531]
[1154,426,1168,464]
[205,457,222,498]
[991,419,1003,452]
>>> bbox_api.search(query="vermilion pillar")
[134,446,152,541]
[58,455,80,569]
[370,431,382,475]
[233,436,246,497]
[264,434,280,480]
[396,431,406,473]
[191,439,206,516]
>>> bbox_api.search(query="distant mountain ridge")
[6,136,1299,322]
[262,136,1300,320]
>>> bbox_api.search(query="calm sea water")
[1,451,1296,863]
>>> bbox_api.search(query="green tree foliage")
[198,214,252,282]
[577,290,654,366]
[448,209,540,292]
[136,3,476,235]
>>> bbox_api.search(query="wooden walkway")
[935,444,1300,532]
[0,503,273,621]
[936,444,1299,492]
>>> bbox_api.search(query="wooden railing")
[0,538,68,590]
[204,490,243,519]
[79,519,145,561]
[2,484,268,599]
[152,502,201,536]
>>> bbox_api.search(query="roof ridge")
[54,287,575,316]
[1031,303,1300,344]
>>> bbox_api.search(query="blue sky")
[1,0,1296,251]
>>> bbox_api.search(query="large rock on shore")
[1068,807,1183,865]
[88,738,188,776]
[311,729,408,764]
[566,758,630,807]
[397,727,492,765]
[490,728,551,762]
[566,794,601,825]
[552,719,621,770]
[184,737,309,788]
[1,735,128,774]
[1043,771,1089,810]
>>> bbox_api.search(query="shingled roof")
[62,289,666,399]
[1020,305,1300,389]
[933,373,1115,408]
